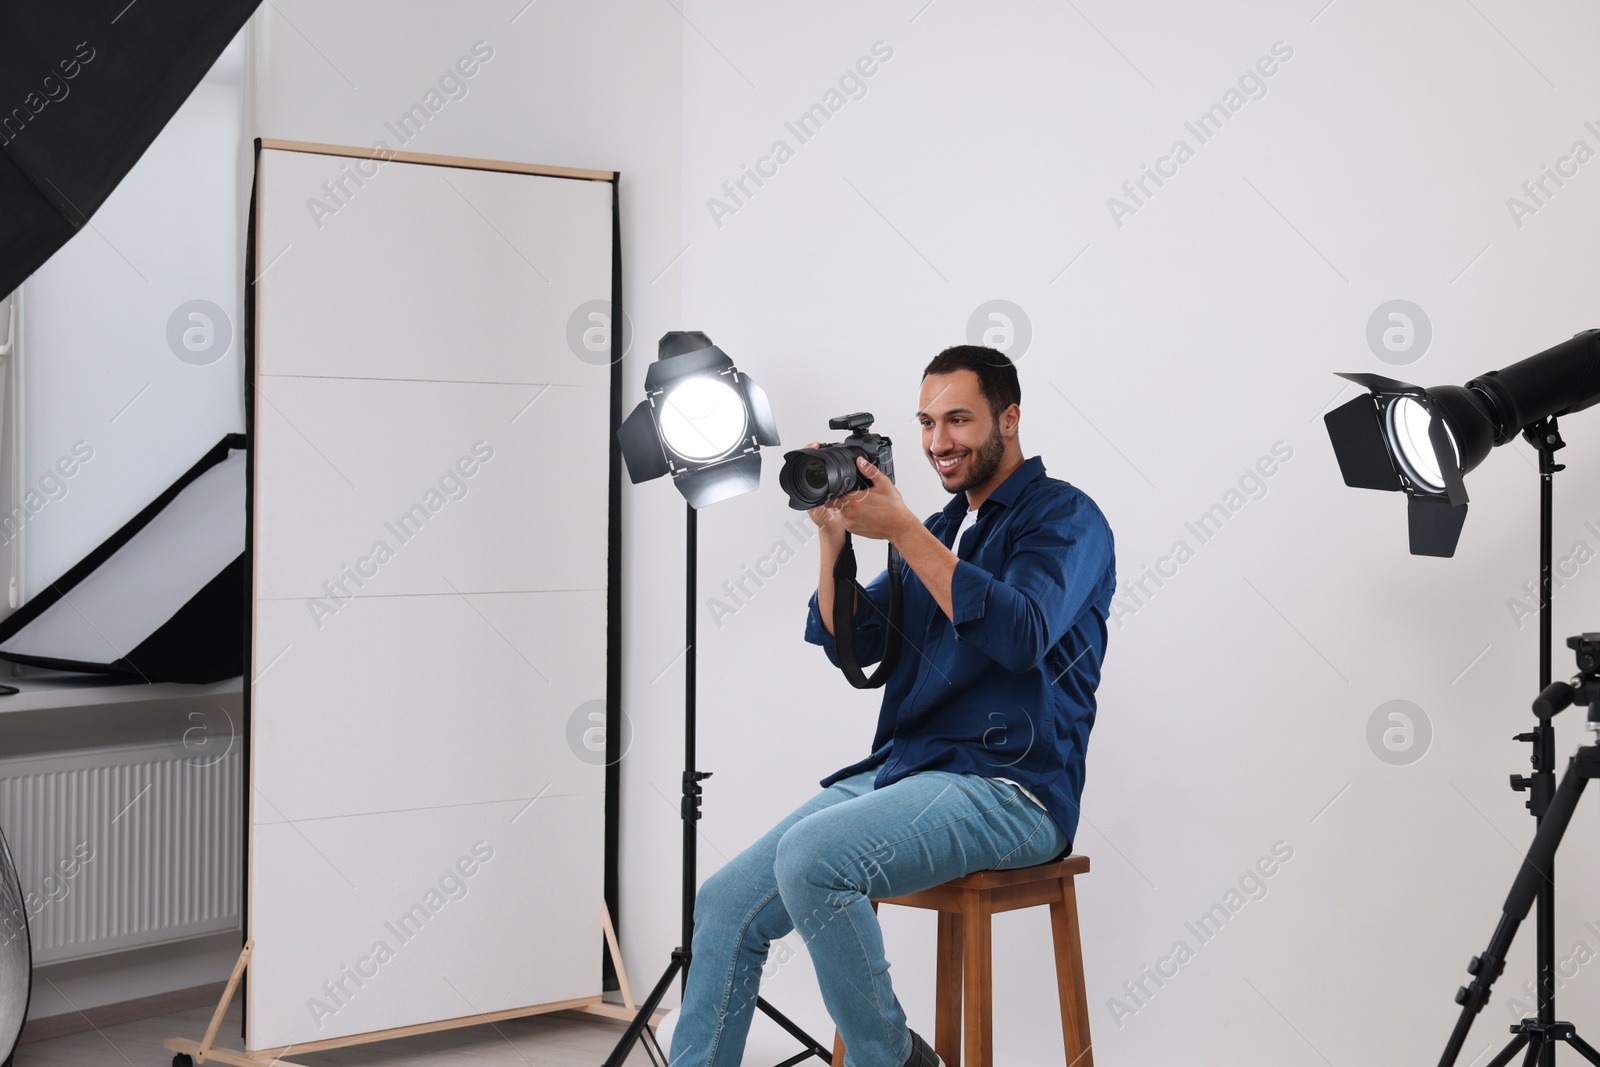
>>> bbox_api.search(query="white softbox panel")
[0,435,244,683]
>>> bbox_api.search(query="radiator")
[0,741,241,964]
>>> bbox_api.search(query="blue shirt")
[804,455,1116,855]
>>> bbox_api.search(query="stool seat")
[830,855,1093,1067]
[879,854,1089,900]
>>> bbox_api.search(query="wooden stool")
[829,855,1092,1067]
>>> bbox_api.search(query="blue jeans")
[667,768,1070,1067]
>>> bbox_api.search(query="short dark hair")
[922,345,1020,422]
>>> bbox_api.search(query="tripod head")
[1532,633,1600,733]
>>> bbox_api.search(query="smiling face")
[917,368,1021,503]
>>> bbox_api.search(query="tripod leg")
[1484,1031,1531,1067]
[1562,1032,1600,1066]
[1521,1032,1542,1067]
[1439,752,1593,1067]
[755,995,833,1062]
[641,1021,670,1067]
[603,954,685,1067]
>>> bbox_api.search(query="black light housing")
[618,331,780,509]
[1325,328,1600,556]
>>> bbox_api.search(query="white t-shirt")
[953,502,980,552]
[951,503,1047,814]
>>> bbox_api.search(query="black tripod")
[1438,636,1600,1066]
[1437,418,1598,1067]
[602,503,833,1067]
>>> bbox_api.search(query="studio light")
[618,331,780,509]
[1324,328,1600,556]
[609,332,825,1067]
[1327,327,1600,1064]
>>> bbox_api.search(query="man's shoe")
[903,1028,944,1067]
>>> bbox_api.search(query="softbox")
[0,0,261,296]
[0,435,245,683]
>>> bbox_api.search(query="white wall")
[675,2,1600,1065]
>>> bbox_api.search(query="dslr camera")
[778,412,895,511]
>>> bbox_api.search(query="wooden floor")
[20,1002,666,1066]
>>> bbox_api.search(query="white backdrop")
[252,3,1600,1064]
[246,144,613,1049]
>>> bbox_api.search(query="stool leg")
[935,910,963,1067]
[959,888,992,1067]
[1049,876,1094,1067]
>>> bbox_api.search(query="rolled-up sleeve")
[950,491,1113,673]
[805,562,894,669]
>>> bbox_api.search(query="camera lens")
[780,447,855,510]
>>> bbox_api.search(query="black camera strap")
[830,533,904,689]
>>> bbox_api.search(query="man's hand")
[835,455,918,542]
[808,450,928,636]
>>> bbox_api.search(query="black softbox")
[0,0,261,297]
[0,435,245,683]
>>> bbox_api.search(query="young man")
[668,346,1116,1067]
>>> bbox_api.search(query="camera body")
[778,412,895,511]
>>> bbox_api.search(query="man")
[668,345,1116,1067]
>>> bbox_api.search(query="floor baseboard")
[19,981,227,1044]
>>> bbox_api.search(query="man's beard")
[933,421,1006,493]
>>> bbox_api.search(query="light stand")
[1519,420,1565,1065]
[602,503,832,1067]
[605,334,830,1067]
[1434,419,1598,1067]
